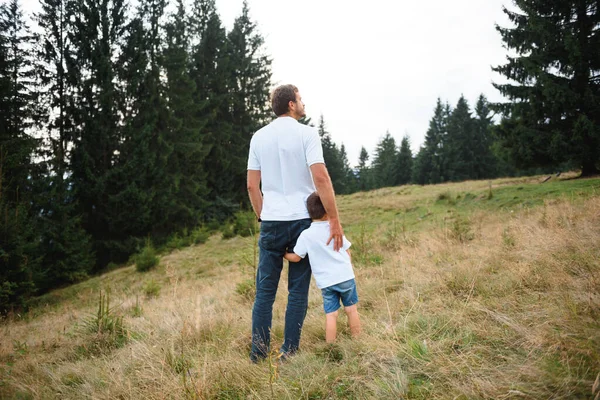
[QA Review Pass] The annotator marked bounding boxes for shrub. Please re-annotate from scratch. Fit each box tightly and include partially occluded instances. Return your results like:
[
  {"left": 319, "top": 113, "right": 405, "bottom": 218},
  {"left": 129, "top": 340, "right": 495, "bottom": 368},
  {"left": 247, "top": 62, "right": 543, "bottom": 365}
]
[
  {"left": 232, "top": 211, "right": 259, "bottom": 237},
  {"left": 165, "top": 233, "right": 187, "bottom": 251},
  {"left": 437, "top": 191, "right": 452, "bottom": 201},
  {"left": 79, "top": 291, "right": 128, "bottom": 356},
  {"left": 82, "top": 290, "right": 125, "bottom": 337},
  {"left": 135, "top": 244, "right": 159, "bottom": 272},
  {"left": 221, "top": 224, "right": 236, "bottom": 240},
  {"left": 190, "top": 226, "right": 210, "bottom": 244}
]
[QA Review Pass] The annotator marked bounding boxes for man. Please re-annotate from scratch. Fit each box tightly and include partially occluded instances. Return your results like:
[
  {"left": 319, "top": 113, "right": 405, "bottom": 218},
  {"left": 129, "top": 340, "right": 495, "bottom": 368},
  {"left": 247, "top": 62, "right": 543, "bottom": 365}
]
[{"left": 247, "top": 84, "right": 343, "bottom": 362}]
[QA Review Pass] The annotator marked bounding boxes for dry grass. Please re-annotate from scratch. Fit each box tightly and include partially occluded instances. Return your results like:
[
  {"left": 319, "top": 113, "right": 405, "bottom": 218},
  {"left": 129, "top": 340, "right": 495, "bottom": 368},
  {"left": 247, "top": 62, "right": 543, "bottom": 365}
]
[{"left": 1, "top": 175, "right": 599, "bottom": 399}]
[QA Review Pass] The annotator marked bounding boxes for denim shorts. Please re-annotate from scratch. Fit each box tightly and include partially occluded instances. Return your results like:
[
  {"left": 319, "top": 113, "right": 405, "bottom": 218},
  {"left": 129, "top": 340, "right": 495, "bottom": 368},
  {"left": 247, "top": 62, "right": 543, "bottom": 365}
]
[{"left": 321, "top": 279, "right": 359, "bottom": 314}]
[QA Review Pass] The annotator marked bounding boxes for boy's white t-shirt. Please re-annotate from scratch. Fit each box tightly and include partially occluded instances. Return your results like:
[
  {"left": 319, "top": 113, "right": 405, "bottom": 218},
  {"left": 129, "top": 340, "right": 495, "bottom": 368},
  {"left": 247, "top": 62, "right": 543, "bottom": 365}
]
[
  {"left": 247, "top": 116, "right": 324, "bottom": 221},
  {"left": 292, "top": 221, "right": 354, "bottom": 289}
]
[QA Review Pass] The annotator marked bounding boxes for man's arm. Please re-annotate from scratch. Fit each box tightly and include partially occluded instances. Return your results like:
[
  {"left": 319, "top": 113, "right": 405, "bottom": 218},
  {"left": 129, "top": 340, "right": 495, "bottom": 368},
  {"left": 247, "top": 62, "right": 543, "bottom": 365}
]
[
  {"left": 310, "top": 163, "right": 343, "bottom": 251},
  {"left": 247, "top": 170, "right": 263, "bottom": 219}
]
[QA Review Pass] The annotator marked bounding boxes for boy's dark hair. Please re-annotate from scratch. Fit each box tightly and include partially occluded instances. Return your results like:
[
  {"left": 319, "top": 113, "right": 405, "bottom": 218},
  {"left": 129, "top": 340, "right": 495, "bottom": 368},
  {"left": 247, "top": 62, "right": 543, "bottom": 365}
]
[
  {"left": 306, "top": 192, "right": 326, "bottom": 220},
  {"left": 271, "top": 84, "right": 298, "bottom": 116}
]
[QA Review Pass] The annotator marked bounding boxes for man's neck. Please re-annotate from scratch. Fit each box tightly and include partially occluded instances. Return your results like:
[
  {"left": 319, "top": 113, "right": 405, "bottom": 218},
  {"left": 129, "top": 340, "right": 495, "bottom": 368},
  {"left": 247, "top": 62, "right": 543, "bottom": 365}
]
[{"left": 279, "top": 112, "right": 299, "bottom": 120}]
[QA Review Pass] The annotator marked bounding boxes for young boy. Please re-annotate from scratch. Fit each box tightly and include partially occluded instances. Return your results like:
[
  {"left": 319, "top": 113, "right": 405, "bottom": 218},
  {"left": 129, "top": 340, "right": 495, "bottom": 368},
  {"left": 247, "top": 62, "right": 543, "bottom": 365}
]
[{"left": 284, "top": 192, "right": 361, "bottom": 343}]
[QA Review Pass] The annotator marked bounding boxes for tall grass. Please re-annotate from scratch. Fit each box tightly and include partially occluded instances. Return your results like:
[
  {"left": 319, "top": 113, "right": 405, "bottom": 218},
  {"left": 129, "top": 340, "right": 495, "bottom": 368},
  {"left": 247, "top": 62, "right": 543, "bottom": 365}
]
[{"left": 0, "top": 174, "right": 598, "bottom": 399}]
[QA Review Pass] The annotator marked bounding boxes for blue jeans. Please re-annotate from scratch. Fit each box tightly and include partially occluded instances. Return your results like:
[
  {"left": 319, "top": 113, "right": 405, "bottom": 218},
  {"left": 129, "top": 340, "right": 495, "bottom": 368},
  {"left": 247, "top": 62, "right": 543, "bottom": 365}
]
[{"left": 251, "top": 219, "right": 312, "bottom": 361}]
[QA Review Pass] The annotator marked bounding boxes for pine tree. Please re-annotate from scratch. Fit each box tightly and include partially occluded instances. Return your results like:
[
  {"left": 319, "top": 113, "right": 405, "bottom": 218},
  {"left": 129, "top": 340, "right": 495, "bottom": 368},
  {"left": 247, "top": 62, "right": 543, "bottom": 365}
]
[
  {"left": 472, "top": 94, "right": 497, "bottom": 179},
  {"left": 189, "top": 0, "right": 234, "bottom": 220},
  {"left": 412, "top": 99, "right": 448, "bottom": 184},
  {"left": 69, "top": 0, "right": 127, "bottom": 267},
  {"left": 34, "top": 0, "right": 93, "bottom": 289},
  {"left": 0, "top": 0, "right": 40, "bottom": 311},
  {"left": 136, "top": 0, "right": 172, "bottom": 241},
  {"left": 318, "top": 114, "right": 345, "bottom": 193},
  {"left": 356, "top": 146, "right": 372, "bottom": 191},
  {"left": 162, "top": 0, "right": 210, "bottom": 232},
  {"left": 0, "top": 0, "right": 35, "bottom": 204},
  {"left": 227, "top": 0, "right": 272, "bottom": 205},
  {"left": 108, "top": 15, "right": 151, "bottom": 256},
  {"left": 493, "top": 0, "right": 600, "bottom": 176},
  {"left": 396, "top": 135, "right": 413, "bottom": 185},
  {"left": 339, "top": 144, "right": 356, "bottom": 194},
  {"left": 372, "top": 132, "right": 398, "bottom": 188},
  {"left": 109, "top": 0, "right": 174, "bottom": 255},
  {"left": 445, "top": 96, "right": 476, "bottom": 181}
]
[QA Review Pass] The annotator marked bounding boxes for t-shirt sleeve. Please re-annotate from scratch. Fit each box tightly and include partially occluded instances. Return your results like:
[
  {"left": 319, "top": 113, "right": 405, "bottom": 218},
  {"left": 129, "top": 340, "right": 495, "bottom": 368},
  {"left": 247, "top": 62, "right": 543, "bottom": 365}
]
[
  {"left": 292, "top": 232, "right": 308, "bottom": 258},
  {"left": 247, "top": 138, "right": 260, "bottom": 170},
  {"left": 304, "top": 128, "right": 324, "bottom": 166},
  {"left": 342, "top": 235, "right": 351, "bottom": 251}
]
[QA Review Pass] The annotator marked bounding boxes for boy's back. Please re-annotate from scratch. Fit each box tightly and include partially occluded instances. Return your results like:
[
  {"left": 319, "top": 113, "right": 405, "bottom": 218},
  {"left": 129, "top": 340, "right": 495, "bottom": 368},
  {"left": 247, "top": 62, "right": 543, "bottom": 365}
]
[{"left": 293, "top": 221, "right": 354, "bottom": 289}]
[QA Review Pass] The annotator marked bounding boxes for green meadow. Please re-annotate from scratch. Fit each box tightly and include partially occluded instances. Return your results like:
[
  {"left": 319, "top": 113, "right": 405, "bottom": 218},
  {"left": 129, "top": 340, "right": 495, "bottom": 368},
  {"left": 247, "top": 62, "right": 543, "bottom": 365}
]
[{"left": 1, "top": 173, "right": 599, "bottom": 399}]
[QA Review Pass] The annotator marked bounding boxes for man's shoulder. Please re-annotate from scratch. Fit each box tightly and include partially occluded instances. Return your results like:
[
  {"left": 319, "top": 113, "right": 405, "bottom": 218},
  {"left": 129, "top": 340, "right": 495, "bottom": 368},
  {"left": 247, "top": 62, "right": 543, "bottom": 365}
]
[
  {"left": 299, "top": 123, "right": 318, "bottom": 136},
  {"left": 251, "top": 118, "right": 318, "bottom": 145}
]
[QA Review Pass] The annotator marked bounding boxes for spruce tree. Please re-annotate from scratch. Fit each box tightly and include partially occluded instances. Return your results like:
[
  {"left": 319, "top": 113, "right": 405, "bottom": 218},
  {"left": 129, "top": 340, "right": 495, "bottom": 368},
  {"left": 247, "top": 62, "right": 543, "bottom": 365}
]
[
  {"left": 227, "top": 1, "right": 272, "bottom": 205},
  {"left": 162, "top": 0, "right": 210, "bottom": 232},
  {"left": 396, "top": 135, "right": 413, "bottom": 185},
  {"left": 69, "top": 0, "right": 127, "bottom": 267},
  {"left": 339, "top": 143, "right": 356, "bottom": 194},
  {"left": 412, "top": 99, "right": 448, "bottom": 184},
  {"left": 318, "top": 114, "right": 345, "bottom": 193},
  {"left": 493, "top": 0, "right": 600, "bottom": 176},
  {"left": 34, "top": 0, "right": 93, "bottom": 288},
  {"left": 136, "top": 0, "right": 172, "bottom": 241},
  {"left": 356, "top": 146, "right": 372, "bottom": 191},
  {"left": 189, "top": 0, "right": 234, "bottom": 220},
  {"left": 472, "top": 94, "right": 497, "bottom": 179},
  {"left": 372, "top": 132, "right": 398, "bottom": 188},
  {"left": 0, "top": 0, "right": 40, "bottom": 311},
  {"left": 109, "top": 1, "right": 173, "bottom": 255},
  {"left": 445, "top": 96, "right": 476, "bottom": 181}
]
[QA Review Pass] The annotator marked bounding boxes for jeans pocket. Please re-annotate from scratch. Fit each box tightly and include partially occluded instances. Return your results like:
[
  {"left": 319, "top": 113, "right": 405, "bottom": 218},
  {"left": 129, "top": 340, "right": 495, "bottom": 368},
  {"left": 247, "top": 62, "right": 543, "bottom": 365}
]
[{"left": 259, "top": 222, "right": 277, "bottom": 250}]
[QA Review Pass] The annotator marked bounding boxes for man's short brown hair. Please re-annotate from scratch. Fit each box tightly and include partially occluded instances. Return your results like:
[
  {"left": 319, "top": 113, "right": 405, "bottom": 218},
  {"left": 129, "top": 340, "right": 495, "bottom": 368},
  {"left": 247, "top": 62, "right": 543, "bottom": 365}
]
[
  {"left": 271, "top": 84, "right": 298, "bottom": 116},
  {"left": 306, "top": 192, "right": 326, "bottom": 220}
]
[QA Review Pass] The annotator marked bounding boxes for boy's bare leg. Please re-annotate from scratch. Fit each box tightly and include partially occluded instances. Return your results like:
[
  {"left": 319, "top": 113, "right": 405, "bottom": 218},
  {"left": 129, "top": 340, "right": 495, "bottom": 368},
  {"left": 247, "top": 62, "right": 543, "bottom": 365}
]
[
  {"left": 325, "top": 310, "right": 338, "bottom": 343},
  {"left": 345, "top": 305, "right": 361, "bottom": 338}
]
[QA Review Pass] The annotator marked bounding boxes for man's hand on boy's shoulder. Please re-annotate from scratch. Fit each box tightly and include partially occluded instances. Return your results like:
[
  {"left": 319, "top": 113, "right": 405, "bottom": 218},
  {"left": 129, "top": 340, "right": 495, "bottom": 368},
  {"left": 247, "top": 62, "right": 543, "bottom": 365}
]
[{"left": 327, "top": 217, "right": 344, "bottom": 252}]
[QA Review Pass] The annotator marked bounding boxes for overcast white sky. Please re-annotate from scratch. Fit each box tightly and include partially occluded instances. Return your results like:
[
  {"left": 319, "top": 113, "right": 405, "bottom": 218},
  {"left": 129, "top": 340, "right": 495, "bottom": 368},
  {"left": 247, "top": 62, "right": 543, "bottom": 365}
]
[
  {"left": 218, "top": 0, "right": 512, "bottom": 165},
  {"left": 20, "top": 0, "right": 513, "bottom": 165}
]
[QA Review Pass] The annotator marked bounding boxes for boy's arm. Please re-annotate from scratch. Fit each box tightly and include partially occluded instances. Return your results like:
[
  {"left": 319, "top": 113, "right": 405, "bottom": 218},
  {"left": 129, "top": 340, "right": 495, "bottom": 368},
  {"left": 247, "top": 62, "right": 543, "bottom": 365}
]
[{"left": 284, "top": 252, "right": 302, "bottom": 263}]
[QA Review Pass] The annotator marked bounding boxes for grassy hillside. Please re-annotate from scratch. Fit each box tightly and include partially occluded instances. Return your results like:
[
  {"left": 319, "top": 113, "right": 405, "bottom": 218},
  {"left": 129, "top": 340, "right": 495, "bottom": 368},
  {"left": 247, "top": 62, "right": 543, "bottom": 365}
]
[{"left": 1, "top": 173, "right": 599, "bottom": 399}]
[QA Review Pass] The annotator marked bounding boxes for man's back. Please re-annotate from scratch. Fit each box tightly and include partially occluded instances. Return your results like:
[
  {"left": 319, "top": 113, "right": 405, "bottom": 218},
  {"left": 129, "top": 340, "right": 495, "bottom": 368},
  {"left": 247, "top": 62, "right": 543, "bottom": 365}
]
[{"left": 248, "top": 116, "right": 323, "bottom": 221}]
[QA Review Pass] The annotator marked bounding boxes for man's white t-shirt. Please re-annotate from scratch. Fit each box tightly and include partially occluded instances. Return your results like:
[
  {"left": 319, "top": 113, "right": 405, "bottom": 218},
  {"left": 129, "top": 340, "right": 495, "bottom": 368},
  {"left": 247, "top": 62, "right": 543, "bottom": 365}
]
[
  {"left": 292, "top": 221, "right": 354, "bottom": 289},
  {"left": 247, "top": 116, "right": 324, "bottom": 221}
]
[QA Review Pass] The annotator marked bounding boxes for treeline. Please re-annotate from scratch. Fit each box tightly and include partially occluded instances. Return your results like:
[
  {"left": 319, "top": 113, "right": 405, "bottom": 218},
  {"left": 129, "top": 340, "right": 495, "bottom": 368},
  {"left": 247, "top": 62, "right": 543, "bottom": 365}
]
[
  {"left": 0, "top": 0, "right": 270, "bottom": 312},
  {"left": 315, "top": 0, "right": 599, "bottom": 194},
  {"left": 315, "top": 94, "right": 559, "bottom": 195}
]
